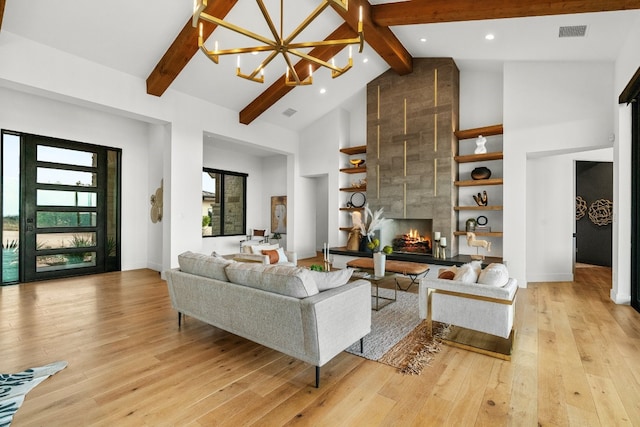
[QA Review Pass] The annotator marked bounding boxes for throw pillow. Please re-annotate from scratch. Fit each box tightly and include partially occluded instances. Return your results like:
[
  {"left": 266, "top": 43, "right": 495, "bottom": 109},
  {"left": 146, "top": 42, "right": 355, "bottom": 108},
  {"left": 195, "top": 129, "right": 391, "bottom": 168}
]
[
  {"left": 262, "top": 249, "right": 279, "bottom": 264},
  {"left": 178, "top": 251, "right": 233, "bottom": 282},
  {"left": 225, "top": 263, "right": 319, "bottom": 298},
  {"left": 453, "top": 260, "right": 482, "bottom": 283},
  {"left": 478, "top": 263, "right": 509, "bottom": 287},
  {"left": 276, "top": 247, "right": 289, "bottom": 264},
  {"left": 438, "top": 269, "right": 456, "bottom": 280},
  {"left": 309, "top": 268, "right": 354, "bottom": 291}
]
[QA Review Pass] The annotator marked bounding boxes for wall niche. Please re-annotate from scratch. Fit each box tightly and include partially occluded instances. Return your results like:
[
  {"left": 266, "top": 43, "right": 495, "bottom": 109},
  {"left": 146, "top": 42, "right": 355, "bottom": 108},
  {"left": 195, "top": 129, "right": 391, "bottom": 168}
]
[{"left": 366, "top": 58, "right": 460, "bottom": 255}]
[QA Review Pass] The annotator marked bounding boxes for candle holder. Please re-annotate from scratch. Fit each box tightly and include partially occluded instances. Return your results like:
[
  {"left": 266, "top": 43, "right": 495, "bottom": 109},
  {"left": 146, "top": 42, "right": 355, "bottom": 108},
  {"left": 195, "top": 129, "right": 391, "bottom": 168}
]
[{"left": 439, "top": 241, "right": 447, "bottom": 259}]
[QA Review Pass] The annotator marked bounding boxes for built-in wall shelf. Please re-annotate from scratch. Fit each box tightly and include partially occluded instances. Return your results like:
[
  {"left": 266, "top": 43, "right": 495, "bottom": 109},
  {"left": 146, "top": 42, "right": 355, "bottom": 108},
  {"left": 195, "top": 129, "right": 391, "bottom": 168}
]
[
  {"left": 340, "top": 207, "right": 364, "bottom": 212},
  {"left": 454, "top": 124, "right": 503, "bottom": 140},
  {"left": 455, "top": 178, "right": 503, "bottom": 187},
  {"left": 340, "top": 167, "right": 367, "bottom": 174},
  {"left": 454, "top": 231, "right": 503, "bottom": 237},
  {"left": 340, "top": 186, "right": 367, "bottom": 192},
  {"left": 454, "top": 152, "right": 503, "bottom": 163},
  {"left": 454, "top": 205, "right": 503, "bottom": 211},
  {"left": 339, "top": 145, "right": 367, "bottom": 155}
]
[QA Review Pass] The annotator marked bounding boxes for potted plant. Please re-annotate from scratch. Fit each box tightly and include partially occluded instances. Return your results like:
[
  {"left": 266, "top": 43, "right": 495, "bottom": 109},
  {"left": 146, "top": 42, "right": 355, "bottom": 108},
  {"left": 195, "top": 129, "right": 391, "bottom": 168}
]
[{"left": 358, "top": 204, "right": 391, "bottom": 276}]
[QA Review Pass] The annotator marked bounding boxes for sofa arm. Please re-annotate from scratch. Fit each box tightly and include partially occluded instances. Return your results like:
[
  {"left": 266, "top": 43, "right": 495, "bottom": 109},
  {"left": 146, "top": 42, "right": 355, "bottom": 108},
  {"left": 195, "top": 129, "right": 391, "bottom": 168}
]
[
  {"left": 285, "top": 251, "right": 297, "bottom": 265},
  {"left": 300, "top": 279, "right": 371, "bottom": 366},
  {"left": 231, "top": 253, "right": 269, "bottom": 264}
]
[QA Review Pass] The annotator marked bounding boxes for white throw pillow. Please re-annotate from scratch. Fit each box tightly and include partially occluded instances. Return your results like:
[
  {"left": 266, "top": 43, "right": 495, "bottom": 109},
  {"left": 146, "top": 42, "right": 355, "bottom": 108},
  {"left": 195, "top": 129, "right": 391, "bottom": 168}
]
[
  {"left": 477, "top": 263, "right": 509, "bottom": 287},
  {"left": 453, "top": 260, "right": 482, "bottom": 283},
  {"left": 309, "top": 268, "right": 354, "bottom": 291},
  {"left": 276, "top": 247, "right": 289, "bottom": 263}
]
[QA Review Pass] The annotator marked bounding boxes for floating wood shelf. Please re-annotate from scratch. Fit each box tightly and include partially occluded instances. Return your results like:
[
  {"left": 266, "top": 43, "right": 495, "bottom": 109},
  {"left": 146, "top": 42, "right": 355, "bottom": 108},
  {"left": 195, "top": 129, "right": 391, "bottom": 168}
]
[
  {"left": 340, "top": 186, "right": 367, "bottom": 192},
  {"left": 339, "top": 227, "right": 356, "bottom": 232},
  {"left": 454, "top": 152, "right": 503, "bottom": 163},
  {"left": 455, "top": 124, "right": 503, "bottom": 140},
  {"left": 454, "top": 231, "right": 503, "bottom": 237},
  {"left": 454, "top": 205, "right": 503, "bottom": 211},
  {"left": 340, "top": 167, "right": 367, "bottom": 174},
  {"left": 455, "top": 178, "right": 503, "bottom": 187},
  {"left": 339, "top": 145, "right": 367, "bottom": 155},
  {"left": 340, "top": 207, "right": 364, "bottom": 212}
]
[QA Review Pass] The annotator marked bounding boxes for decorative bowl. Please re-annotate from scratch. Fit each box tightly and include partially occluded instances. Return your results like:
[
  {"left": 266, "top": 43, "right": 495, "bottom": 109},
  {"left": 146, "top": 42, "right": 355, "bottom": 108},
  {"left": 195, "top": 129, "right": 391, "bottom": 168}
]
[
  {"left": 349, "top": 158, "right": 365, "bottom": 167},
  {"left": 471, "top": 166, "right": 491, "bottom": 180}
]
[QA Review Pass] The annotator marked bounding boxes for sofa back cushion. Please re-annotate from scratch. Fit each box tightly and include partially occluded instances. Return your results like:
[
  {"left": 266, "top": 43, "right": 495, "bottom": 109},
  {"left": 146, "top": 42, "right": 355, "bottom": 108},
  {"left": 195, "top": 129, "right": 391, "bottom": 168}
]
[
  {"left": 226, "top": 263, "right": 319, "bottom": 298},
  {"left": 178, "top": 251, "right": 234, "bottom": 282}
]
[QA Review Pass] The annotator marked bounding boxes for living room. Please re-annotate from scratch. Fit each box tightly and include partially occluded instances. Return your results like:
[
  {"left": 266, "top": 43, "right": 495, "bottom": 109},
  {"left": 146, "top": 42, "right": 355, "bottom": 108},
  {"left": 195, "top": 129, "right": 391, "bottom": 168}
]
[{"left": 2, "top": 1, "right": 640, "bottom": 424}]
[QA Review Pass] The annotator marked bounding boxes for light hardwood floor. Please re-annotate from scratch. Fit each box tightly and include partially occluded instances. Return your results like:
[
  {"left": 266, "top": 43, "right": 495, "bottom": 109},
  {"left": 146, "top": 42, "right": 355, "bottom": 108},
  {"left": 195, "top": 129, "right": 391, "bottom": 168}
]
[{"left": 2, "top": 260, "right": 639, "bottom": 426}]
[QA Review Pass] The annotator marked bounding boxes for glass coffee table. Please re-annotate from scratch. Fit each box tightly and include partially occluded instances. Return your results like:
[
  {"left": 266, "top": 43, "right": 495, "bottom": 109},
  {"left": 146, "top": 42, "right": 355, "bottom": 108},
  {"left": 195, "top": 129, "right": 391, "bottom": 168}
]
[{"left": 349, "top": 269, "right": 397, "bottom": 311}]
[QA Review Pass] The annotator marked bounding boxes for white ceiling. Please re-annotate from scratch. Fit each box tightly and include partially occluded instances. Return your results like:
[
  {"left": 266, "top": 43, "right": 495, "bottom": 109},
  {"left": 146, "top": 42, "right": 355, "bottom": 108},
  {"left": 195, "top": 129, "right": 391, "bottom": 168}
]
[{"left": 3, "top": 1, "right": 640, "bottom": 132}]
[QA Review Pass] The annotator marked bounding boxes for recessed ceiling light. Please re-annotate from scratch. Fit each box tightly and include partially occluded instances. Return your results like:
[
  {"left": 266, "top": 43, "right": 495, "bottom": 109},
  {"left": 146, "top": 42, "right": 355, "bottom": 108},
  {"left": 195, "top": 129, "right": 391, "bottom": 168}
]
[
  {"left": 363, "top": 57, "right": 369, "bottom": 63},
  {"left": 420, "top": 38, "right": 427, "bottom": 42},
  {"left": 485, "top": 33, "right": 495, "bottom": 40},
  {"left": 320, "top": 88, "right": 327, "bottom": 94}
]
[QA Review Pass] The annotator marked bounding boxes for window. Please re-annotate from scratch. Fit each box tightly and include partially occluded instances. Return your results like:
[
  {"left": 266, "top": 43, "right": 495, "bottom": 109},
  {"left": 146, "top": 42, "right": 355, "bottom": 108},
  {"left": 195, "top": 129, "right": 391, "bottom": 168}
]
[{"left": 202, "top": 168, "right": 247, "bottom": 237}]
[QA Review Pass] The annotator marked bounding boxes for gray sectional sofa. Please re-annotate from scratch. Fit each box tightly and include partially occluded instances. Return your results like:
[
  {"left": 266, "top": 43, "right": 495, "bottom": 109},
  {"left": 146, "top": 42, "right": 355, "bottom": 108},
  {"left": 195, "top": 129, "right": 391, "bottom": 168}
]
[{"left": 165, "top": 251, "right": 371, "bottom": 387}]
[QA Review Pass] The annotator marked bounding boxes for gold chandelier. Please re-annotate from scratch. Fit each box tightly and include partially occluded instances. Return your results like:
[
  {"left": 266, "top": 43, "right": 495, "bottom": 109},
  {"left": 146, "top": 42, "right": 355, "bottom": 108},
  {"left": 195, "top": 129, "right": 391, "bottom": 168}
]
[{"left": 192, "top": 0, "right": 364, "bottom": 86}]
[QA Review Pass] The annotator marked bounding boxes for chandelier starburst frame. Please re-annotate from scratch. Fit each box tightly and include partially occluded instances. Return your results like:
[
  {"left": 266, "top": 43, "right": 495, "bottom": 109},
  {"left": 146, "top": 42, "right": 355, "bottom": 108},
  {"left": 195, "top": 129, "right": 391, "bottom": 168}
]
[{"left": 193, "top": 0, "right": 364, "bottom": 86}]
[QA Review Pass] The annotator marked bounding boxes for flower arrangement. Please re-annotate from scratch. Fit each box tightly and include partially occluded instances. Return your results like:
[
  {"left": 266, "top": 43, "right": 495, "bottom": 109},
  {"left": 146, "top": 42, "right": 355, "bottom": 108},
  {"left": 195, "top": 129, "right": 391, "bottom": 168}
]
[{"left": 358, "top": 204, "right": 391, "bottom": 252}]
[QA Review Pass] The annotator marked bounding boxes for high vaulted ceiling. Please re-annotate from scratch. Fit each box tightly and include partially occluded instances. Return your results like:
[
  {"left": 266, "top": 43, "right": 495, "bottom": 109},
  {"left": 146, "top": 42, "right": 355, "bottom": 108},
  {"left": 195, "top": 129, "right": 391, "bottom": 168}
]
[{"left": 2, "top": 1, "right": 640, "bottom": 131}]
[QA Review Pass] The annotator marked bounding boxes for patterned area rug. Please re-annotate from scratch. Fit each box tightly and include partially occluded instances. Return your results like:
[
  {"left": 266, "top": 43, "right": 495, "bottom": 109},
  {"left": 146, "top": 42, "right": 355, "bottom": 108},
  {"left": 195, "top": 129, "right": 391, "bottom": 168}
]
[
  {"left": 346, "top": 290, "right": 449, "bottom": 375},
  {"left": 0, "top": 361, "right": 67, "bottom": 427}
]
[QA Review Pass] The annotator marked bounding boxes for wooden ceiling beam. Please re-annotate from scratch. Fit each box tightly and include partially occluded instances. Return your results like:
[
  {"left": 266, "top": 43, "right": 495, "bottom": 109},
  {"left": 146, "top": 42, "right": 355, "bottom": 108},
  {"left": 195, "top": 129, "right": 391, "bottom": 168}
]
[
  {"left": 0, "top": 0, "right": 6, "bottom": 31},
  {"left": 146, "top": 0, "right": 237, "bottom": 97},
  {"left": 331, "top": 0, "right": 412, "bottom": 75},
  {"left": 239, "top": 23, "right": 356, "bottom": 125},
  {"left": 372, "top": 0, "right": 640, "bottom": 26}
]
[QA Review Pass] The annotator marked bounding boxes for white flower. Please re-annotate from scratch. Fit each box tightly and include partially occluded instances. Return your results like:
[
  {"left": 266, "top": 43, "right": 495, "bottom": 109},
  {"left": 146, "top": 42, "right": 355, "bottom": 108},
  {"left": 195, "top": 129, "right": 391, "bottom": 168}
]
[{"left": 358, "top": 204, "right": 390, "bottom": 242}]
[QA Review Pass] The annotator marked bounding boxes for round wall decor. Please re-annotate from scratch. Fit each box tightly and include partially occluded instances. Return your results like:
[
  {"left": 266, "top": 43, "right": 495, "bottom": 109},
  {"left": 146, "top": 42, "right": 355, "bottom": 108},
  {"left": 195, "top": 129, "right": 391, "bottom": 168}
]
[
  {"left": 476, "top": 215, "right": 488, "bottom": 226},
  {"left": 588, "top": 199, "right": 613, "bottom": 226},
  {"left": 349, "top": 192, "right": 366, "bottom": 208},
  {"left": 576, "top": 196, "right": 587, "bottom": 220}
]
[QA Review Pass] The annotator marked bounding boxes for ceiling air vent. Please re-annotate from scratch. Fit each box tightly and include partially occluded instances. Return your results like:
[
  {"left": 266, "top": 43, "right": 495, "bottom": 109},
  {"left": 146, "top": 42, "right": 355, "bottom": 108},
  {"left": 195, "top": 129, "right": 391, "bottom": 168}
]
[
  {"left": 559, "top": 25, "right": 587, "bottom": 38},
  {"left": 282, "top": 108, "right": 297, "bottom": 117}
]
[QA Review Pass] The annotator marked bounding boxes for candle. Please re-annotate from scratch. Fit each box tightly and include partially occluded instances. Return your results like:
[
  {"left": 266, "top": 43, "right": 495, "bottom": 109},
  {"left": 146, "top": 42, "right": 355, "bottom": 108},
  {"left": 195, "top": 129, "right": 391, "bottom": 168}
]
[
  {"left": 440, "top": 237, "right": 447, "bottom": 247},
  {"left": 434, "top": 231, "right": 441, "bottom": 241},
  {"left": 359, "top": 5, "right": 363, "bottom": 22}
]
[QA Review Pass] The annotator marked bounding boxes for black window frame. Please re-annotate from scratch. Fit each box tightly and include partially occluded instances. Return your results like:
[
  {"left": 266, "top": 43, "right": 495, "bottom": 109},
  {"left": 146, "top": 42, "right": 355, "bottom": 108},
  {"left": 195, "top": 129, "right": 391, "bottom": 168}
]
[{"left": 202, "top": 167, "right": 247, "bottom": 238}]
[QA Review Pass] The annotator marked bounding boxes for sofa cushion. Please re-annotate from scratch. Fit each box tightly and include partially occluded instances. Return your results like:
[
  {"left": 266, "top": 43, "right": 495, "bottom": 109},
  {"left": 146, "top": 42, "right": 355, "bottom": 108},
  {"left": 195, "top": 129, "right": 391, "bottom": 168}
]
[
  {"left": 178, "top": 251, "right": 234, "bottom": 282},
  {"left": 309, "top": 268, "right": 354, "bottom": 292},
  {"left": 478, "top": 263, "right": 509, "bottom": 287},
  {"left": 225, "top": 262, "right": 319, "bottom": 298}
]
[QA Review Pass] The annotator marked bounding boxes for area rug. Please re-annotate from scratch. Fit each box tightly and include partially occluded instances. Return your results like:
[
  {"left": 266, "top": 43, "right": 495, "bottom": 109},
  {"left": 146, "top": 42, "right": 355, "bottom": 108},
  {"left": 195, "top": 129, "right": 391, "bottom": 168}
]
[
  {"left": 0, "top": 361, "right": 67, "bottom": 427},
  {"left": 346, "top": 290, "right": 449, "bottom": 375}
]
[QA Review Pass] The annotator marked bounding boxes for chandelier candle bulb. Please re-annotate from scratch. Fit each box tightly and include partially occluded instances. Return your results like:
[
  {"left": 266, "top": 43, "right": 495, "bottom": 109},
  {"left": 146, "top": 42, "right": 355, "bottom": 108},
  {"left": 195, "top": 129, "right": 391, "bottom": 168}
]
[{"left": 359, "top": 6, "right": 363, "bottom": 22}]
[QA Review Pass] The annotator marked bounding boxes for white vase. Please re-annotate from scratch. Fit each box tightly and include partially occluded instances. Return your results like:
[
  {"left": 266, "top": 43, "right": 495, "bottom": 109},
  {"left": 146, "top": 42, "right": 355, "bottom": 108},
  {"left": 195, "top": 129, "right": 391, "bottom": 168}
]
[{"left": 373, "top": 252, "right": 386, "bottom": 277}]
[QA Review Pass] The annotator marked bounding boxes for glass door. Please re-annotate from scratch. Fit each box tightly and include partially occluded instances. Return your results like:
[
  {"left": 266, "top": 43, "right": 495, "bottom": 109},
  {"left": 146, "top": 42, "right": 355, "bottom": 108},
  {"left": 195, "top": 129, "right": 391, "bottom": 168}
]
[{"left": 21, "top": 136, "right": 106, "bottom": 281}]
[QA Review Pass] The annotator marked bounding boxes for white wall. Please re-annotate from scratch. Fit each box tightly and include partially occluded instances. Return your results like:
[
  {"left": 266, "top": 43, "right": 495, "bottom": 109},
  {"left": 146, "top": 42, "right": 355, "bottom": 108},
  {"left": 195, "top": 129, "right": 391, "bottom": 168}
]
[
  {"left": 0, "top": 31, "right": 300, "bottom": 273},
  {"left": 526, "top": 148, "right": 613, "bottom": 283},
  {"left": 299, "top": 108, "right": 351, "bottom": 252},
  {"left": 612, "top": 14, "right": 640, "bottom": 304},
  {"left": 504, "top": 61, "right": 615, "bottom": 287},
  {"left": 0, "top": 86, "right": 151, "bottom": 271}
]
